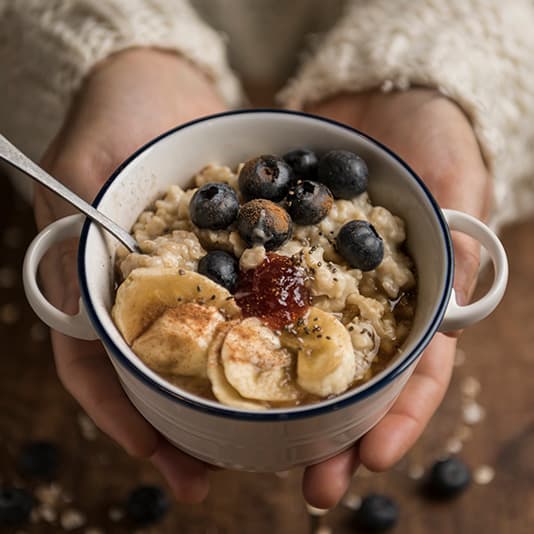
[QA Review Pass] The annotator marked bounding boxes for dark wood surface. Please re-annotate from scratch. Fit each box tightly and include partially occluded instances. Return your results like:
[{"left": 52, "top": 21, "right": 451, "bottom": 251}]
[{"left": 0, "top": 177, "right": 532, "bottom": 534}]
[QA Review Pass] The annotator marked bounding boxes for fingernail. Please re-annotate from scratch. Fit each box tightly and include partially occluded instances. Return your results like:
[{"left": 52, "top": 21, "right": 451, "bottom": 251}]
[{"left": 305, "top": 501, "right": 330, "bottom": 516}]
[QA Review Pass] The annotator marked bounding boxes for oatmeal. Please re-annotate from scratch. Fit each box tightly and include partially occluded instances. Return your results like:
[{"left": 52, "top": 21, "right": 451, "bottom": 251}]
[{"left": 112, "top": 149, "right": 416, "bottom": 410}]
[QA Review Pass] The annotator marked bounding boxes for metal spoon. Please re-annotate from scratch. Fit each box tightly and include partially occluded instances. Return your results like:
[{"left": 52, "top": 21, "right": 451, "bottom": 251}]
[{"left": 0, "top": 133, "right": 139, "bottom": 252}]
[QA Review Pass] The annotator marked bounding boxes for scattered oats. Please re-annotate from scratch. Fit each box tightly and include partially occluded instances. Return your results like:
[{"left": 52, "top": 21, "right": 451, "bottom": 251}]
[
  {"left": 474, "top": 465, "right": 495, "bottom": 485},
  {"left": 0, "top": 266, "right": 17, "bottom": 288},
  {"left": 275, "top": 470, "right": 289, "bottom": 479},
  {"left": 85, "top": 528, "right": 105, "bottom": 534},
  {"left": 30, "top": 322, "right": 49, "bottom": 342},
  {"left": 306, "top": 503, "right": 329, "bottom": 516},
  {"left": 462, "top": 401, "right": 486, "bottom": 425},
  {"left": 445, "top": 437, "right": 463, "bottom": 454},
  {"left": 35, "top": 483, "right": 62, "bottom": 506},
  {"left": 108, "top": 507, "right": 124, "bottom": 522},
  {"left": 315, "top": 527, "right": 332, "bottom": 534},
  {"left": 60, "top": 509, "right": 86, "bottom": 530},
  {"left": 408, "top": 464, "right": 425, "bottom": 480},
  {"left": 62, "top": 491, "right": 73, "bottom": 504},
  {"left": 3, "top": 226, "right": 24, "bottom": 248},
  {"left": 461, "top": 376, "right": 481, "bottom": 398},
  {"left": 341, "top": 492, "right": 362, "bottom": 510},
  {"left": 78, "top": 412, "right": 98, "bottom": 440},
  {"left": 39, "top": 504, "right": 57, "bottom": 523},
  {"left": 454, "top": 348, "right": 466, "bottom": 367},
  {"left": 0, "top": 303, "right": 20, "bottom": 324}
]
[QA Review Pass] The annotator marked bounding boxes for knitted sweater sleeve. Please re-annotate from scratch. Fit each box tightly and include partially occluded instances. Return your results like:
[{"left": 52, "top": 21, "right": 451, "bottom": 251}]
[
  {"left": 279, "top": 0, "right": 534, "bottom": 229},
  {"left": 0, "top": 0, "right": 241, "bottom": 163}
]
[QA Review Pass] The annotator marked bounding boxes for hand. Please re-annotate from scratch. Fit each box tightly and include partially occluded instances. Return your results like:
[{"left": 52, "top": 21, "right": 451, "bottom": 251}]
[
  {"left": 36, "top": 48, "right": 227, "bottom": 503},
  {"left": 301, "top": 89, "right": 492, "bottom": 507}
]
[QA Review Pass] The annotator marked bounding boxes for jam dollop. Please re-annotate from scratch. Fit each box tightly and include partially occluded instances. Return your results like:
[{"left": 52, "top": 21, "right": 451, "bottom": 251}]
[{"left": 234, "top": 253, "right": 311, "bottom": 329}]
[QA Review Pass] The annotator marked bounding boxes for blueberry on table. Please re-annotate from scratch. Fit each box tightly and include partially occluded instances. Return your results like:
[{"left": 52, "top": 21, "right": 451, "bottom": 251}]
[
  {"left": 17, "top": 440, "right": 59, "bottom": 479},
  {"left": 425, "top": 457, "right": 471, "bottom": 499},
  {"left": 198, "top": 250, "right": 239, "bottom": 292},
  {"left": 189, "top": 182, "right": 239, "bottom": 230},
  {"left": 126, "top": 485, "right": 169, "bottom": 525},
  {"left": 283, "top": 148, "right": 319, "bottom": 179},
  {"left": 238, "top": 155, "right": 294, "bottom": 201},
  {"left": 336, "top": 220, "right": 384, "bottom": 271},
  {"left": 0, "top": 487, "right": 34, "bottom": 526},
  {"left": 317, "top": 149, "right": 368, "bottom": 199},
  {"left": 354, "top": 494, "right": 399, "bottom": 532},
  {"left": 237, "top": 199, "right": 292, "bottom": 250},
  {"left": 287, "top": 180, "right": 333, "bottom": 225}
]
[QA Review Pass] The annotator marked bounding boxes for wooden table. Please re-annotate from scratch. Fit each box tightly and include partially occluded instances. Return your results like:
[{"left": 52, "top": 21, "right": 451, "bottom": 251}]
[{"left": 0, "top": 178, "right": 532, "bottom": 534}]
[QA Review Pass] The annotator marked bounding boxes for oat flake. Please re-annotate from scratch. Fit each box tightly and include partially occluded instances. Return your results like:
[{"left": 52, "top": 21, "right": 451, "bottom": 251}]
[
  {"left": 445, "top": 437, "right": 463, "bottom": 454},
  {"left": 474, "top": 465, "right": 495, "bottom": 485},
  {"left": 342, "top": 492, "right": 362, "bottom": 510},
  {"left": 315, "top": 527, "right": 332, "bottom": 534},
  {"left": 408, "top": 464, "right": 425, "bottom": 480},
  {"left": 462, "top": 401, "right": 486, "bottom": 425},
  {"left": 108, "top": 507, "right": 124, "bottom": 522},
  {"left": 60, "top": 509, "right": 86, "bottom": 530},
  {"left": 461, "top": 376, "right": 481, "bottom": 398},
  {"left": 39, "top": 504, "right": 57, "bottom": 523},
  {"left": 454, "top": 348, "right": 466, "bottom": 366},
  {"left": 78, "top": 413, "right": 98, "bottom": 440}
]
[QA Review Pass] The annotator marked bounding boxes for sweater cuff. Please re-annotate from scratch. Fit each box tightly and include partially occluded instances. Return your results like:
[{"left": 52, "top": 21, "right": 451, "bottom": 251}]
[{"left": 278, "top": 0, "right": 534, "bottom": 229}]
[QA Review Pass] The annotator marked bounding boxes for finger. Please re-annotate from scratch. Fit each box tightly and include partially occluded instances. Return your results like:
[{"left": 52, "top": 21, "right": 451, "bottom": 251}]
[
  {"left": 302, "top": 445, "right": 360, "bottom": 509},
  {"left": 51, "top": 334, "right": 161, "bottom": 458},
  {"left": 150, "top": 439, "right": 210, "bottom": 503},
  {"left": 358, "top": 333, "right": 456, "bottom": 471},
  {"left": 451, "top": 231, "right": 482, "bottom": 307}
]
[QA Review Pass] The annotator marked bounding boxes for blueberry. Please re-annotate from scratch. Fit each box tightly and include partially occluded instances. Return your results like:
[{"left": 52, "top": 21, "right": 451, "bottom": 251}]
[
  {"left": 354, "top": 494, "right": 399, "bottom": 532},
  {"left": 336, "top": 220, "right": 384, "bottom": 271},
  {"left": 17, "top": 441, "right": 60, "bottom": 479},
  {"left": 198, "top": 250, "right": 239, "bottom": 292},
  {"left": 0, "top": 487, "right": 34, "bottom": 526},
  {"left": 126, "top": 485, "right": 169, "bottom": 525},
  {"left": 237, "top": 199, "right": 292, "bottom": 250},
  {"left": 190, "top": 182, "right": 239, "bottom": 230},
  {"left": 287, "top": 180, "right": 333, "bottom": 225},
  {"left": 238, "top": 155, "right": 294, "bottom": 201},
  {"left": 424, "top": 457, "right": 471, "bottom": 499},
  {"left": 317, "top": 150, "right": 368, "bottom": 199},
  {"left": 283, "top": 148, "right": 319, "bottom": 179}
]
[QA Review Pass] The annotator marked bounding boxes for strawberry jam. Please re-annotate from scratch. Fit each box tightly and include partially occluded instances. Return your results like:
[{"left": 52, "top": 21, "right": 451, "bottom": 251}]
[{"left": 234, "top": 253, "right": 311, "bottom": 329}]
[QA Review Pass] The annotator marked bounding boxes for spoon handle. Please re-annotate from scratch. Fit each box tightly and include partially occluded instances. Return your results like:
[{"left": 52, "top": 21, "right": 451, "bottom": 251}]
[{"left": 0, "top": 134, "right": 138, "bottom": 252}]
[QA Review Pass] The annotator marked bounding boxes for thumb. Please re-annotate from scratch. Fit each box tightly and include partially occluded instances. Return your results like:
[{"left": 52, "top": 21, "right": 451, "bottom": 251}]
[{"left": 447, "top": 230, "right": 482, "bottom": 336}]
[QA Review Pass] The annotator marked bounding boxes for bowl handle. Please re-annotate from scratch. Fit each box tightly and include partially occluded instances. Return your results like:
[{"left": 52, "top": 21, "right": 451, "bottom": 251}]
[
  {"left": 439, "top": 209, "right": 508, "bottom": 332},
  {"left": 23, "top": 214, "right": 98, "bottom": 340}
]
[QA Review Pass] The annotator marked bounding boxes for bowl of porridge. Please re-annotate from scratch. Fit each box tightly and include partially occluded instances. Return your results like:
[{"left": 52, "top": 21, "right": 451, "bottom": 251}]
[{"left": 23, "top": 110, "right": 508, "bottom": 471}]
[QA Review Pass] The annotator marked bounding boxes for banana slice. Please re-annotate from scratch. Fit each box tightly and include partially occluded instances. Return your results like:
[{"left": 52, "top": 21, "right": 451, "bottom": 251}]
[
  {"left": 207, "top": 321, "right": 269, "bottom": 410},
  {"left": 131, "top": 303, "right": 225, "bottom": 378},
  {"left": 112, "top": 266, "right": 240, "bottom": 344},
  {"left": 220, "top": 318, "right": 301, "bottom": 402},
  {"left": 282, "top": 307, "right": 356, "bottom": 397}
]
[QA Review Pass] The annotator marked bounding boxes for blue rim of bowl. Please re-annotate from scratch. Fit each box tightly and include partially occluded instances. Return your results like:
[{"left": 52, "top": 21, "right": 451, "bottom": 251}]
[{"left": 78, "top": 109, "right": 453, "bottom": 421}]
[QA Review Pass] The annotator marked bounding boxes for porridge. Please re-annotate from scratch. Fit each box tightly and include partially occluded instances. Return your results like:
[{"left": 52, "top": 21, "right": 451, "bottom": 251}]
[{"left": 112, "top": 149, "right": 417, "bottom": 409}]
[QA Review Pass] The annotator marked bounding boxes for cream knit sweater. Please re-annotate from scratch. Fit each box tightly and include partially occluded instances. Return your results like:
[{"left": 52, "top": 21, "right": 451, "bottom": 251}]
[{"left": 1, "top": 0, "right": 533, "bottom": 229}]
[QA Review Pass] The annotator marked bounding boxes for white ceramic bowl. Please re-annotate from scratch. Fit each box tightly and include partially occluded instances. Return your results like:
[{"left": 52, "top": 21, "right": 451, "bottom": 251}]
[{"left": 23, "top": 111, "right": 508, "bottom": 471}]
